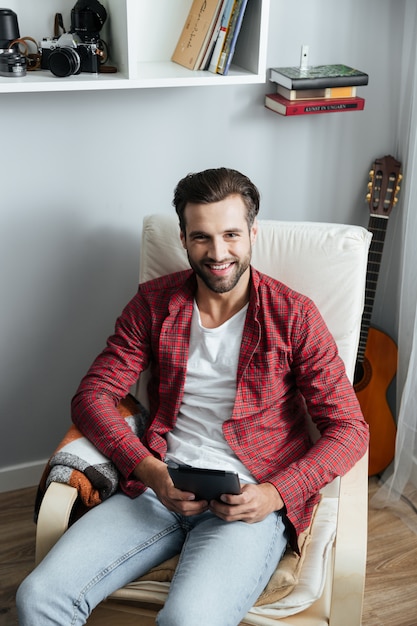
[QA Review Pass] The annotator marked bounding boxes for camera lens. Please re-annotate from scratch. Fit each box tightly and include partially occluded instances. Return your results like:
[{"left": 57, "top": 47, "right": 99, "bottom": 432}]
[
  {"left": 0, "top": 9, "right": 20, "bottom": 48},
  {"left": 48, "top": 47, "right": 81, "bottom": 77}
]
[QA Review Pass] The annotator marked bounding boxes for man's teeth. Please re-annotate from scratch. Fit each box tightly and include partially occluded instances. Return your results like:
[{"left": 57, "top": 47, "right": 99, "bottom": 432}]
[{"left": 210, "top": 263, "right": 231, "bottom": 270}]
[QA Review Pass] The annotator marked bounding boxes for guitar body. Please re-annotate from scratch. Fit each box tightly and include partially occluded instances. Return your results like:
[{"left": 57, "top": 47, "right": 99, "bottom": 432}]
[{"left": 354, "top": 327, "right": 397, "bottom": 476}]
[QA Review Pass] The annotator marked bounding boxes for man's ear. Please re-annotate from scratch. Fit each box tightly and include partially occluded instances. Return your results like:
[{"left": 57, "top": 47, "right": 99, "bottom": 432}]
[{"left": 180, "top": 229, "right": 187, "bottom": 249}]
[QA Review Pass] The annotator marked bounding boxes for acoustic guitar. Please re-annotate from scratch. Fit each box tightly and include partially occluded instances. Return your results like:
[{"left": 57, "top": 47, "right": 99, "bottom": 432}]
[{"left": 354, "top": 155, "right": 402, "bottom": 476}]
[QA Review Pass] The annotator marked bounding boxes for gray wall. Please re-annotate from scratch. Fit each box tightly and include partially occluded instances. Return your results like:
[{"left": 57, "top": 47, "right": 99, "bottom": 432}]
[{"left": 0, "top": 0, "right": 405, "bottom": 486}]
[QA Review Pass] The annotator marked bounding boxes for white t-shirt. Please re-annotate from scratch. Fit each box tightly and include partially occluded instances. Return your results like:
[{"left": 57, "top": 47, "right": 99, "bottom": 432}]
[{"left": 166, "top": 300, "right": 257, "bottom": 484}]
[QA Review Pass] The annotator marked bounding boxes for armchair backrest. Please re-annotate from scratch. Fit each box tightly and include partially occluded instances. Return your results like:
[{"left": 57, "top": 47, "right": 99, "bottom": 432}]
[{"left": 139, "top": 215, "right": 371, "bottom": 382}]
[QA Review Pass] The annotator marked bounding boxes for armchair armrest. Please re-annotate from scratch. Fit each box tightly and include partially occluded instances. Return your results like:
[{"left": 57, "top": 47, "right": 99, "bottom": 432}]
[
  {"left": 329, "top": 451, "right": 368, "bottom": 626},
  {"left": 35, "top": 482, "right": 78, "bottom": 565}
]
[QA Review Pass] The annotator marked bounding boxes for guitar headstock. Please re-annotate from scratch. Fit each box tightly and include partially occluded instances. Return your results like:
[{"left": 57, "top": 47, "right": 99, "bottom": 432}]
[{"left": 366, "top": 155, "right": 402, "bottom": 217}]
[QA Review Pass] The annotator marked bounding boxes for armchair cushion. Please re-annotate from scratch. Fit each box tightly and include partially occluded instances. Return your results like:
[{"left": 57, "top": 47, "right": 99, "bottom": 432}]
[{"left": 254, "top": 502, "right": 318, "bottom": 605}]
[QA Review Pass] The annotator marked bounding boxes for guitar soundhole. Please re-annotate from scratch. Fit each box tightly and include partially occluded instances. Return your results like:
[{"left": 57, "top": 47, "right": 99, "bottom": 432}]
[{"left": 354, "top": 358, "right": 372, "bottom": 391}]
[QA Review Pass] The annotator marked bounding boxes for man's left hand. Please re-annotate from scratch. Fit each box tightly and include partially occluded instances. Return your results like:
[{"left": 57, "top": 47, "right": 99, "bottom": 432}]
[{"left": 209, "top": 482, "right": 284, "bottom": 523}]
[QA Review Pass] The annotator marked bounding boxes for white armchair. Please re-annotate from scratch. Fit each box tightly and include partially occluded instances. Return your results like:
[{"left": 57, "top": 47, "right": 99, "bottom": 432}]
[{"left": 36, "top": 215, "right": 371, "bottom": 626}]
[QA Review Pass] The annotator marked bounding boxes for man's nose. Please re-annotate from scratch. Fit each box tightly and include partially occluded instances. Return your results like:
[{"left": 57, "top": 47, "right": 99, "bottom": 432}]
[{"left": 208, "top": 237, "right": 228, "bottom": 260}]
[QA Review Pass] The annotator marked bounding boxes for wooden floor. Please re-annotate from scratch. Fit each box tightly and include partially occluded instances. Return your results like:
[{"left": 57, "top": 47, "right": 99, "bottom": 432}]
[{"left": 1, "top": 479, "right": 417, "bottom": 626}]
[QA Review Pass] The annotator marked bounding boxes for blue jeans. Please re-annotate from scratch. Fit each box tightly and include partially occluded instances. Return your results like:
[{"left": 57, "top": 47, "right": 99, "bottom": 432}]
[{"left": 17, "top": 488, "right": 287, "bottom": 626}]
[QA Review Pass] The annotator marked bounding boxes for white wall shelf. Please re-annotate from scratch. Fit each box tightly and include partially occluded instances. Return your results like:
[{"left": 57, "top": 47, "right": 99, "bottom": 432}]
[{"left": 0, "top": 0, "right": 270, "bottom": 94}]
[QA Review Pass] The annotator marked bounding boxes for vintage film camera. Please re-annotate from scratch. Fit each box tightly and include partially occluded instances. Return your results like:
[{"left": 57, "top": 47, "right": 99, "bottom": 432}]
[
  {"left": 40, "top": 33, "right": 100, "bottom": 77},
  {"left": 41, "top": 0, "right": 107, "bottom": 77},
  {"left": 0, "top": 8, "right": 26, "bottom": 77}
]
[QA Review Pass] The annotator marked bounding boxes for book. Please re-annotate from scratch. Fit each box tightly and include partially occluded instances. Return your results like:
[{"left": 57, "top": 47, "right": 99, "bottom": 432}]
[
  {"left": 216, "top": 0, "right": 249, "bottom": 75},
  {"left": 269, "top": 64, "right": 369, "bottom": 90},
  {"left": 208, "top": 0, "right": 236, "bottom": 73},
  {"left": 171, "top": 0, "right": 225, "bottom": 70},
  {"left": 276, "top": 84, "right": 357, "bottom": 101},
  {"left": 265, "top": 92, "right": 365, "bottom": 116},
  {"left": 197, "top": 0, "right": 228, "bottom": 70}
]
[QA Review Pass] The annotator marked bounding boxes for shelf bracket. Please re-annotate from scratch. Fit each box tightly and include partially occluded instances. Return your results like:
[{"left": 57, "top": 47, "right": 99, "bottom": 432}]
[{"left": 300, "top": 44, "right": 309, "bottom": 69}]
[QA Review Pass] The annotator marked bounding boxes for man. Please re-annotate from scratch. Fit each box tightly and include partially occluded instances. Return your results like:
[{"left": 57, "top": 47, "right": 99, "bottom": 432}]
[{"left": 17, "top": 167, "right": 369, "bottom": 626}]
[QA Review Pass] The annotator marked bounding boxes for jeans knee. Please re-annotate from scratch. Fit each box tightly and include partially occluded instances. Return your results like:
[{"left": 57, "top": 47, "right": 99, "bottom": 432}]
[{"left": 16, "top": 572, "right": 47, "bottom": 621}]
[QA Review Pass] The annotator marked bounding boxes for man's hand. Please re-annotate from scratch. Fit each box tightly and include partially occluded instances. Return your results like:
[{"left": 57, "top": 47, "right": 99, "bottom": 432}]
[
  {"left": 133, "top": 456, "right": 209, "bottom": 516},
  {"left": 209, "top": 482, "right": 285, "bottom": 524}
]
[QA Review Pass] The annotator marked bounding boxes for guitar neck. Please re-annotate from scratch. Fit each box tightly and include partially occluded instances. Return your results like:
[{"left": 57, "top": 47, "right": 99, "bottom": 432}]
[
  {"left": 355, "top": 154, "right": 402, "bottom": 368},
  {"left": 356, "top": 214, "right": 389, "bottom": 363}
]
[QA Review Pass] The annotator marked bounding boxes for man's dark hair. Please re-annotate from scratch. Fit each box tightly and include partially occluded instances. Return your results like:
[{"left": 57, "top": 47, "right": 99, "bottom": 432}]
[{"left": 173, "top": 167, "right": 260, "bottom": 235}]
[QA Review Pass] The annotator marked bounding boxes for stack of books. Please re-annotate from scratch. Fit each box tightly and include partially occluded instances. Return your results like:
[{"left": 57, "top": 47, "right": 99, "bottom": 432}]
[
  {"left": 171, "top": 0, "right": 248, "bottom": 75},
  {"left": 265, "top": 64, "right": 369, "bottom": 117}
]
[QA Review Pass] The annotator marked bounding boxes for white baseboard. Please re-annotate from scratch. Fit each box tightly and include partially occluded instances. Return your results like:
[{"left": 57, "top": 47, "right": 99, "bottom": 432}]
[{"left": 0, "top": 460, "right": 47, "bottom": 493}]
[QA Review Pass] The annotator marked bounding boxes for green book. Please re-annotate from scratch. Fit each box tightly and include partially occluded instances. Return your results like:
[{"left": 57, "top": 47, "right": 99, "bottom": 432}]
[{"left": 270, "top": 64, "right": 369, "bottom": 90}]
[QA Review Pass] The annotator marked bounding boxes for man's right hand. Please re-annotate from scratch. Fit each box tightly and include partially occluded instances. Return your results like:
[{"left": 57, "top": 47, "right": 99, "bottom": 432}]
[{"left": 133, "top": 456, "right": 209, "bottom": 516}]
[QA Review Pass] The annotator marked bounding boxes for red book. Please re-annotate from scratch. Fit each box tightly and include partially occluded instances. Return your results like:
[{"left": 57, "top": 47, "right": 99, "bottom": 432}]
[{"left": 265, "top": 92, "right": 365, "bottom": 116}]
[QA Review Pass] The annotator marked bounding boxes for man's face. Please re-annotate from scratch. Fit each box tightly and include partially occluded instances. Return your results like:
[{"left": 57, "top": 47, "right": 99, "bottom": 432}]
[{"left": 180, "top": 194, "right": 257, "bottom": 294}]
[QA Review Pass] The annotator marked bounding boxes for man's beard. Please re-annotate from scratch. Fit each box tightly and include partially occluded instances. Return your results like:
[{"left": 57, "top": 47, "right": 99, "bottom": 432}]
[{"left": 187, "top": 252, "right": 251, "bottom": 294}]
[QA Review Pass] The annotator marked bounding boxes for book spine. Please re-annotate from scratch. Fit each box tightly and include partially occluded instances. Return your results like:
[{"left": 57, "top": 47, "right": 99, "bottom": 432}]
[
  {"left": 270, "top": 69, "right": 368, "bottom": 89},
  {"left": 218, "top": 0, "right": 248, "bottom": 75},
  {"left": 197, "top": 0, "right": 227, "bottom": 70},
  {"left": 217, "top": 0, "right": 248, "bottom": 75},
  {"left": 208, "top": 0, "right": 235, "bottom": 74},
  {"left": 299, "top": 100, "right": 364, "bottom": 114},
  {"left": 265, "top": 94, "right": 365, "bottom": 116},
  {"left": 277, "top": 85, "right": 357, "bottom": 100}
]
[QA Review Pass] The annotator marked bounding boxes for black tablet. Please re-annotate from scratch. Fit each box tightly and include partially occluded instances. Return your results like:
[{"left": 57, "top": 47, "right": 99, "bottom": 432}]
[{"left": 167, "top": 463, "right": 241, "bottom": 501}]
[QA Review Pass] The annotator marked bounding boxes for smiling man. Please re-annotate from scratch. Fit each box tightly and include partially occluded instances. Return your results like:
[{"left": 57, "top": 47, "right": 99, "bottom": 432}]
[{"left": 17, "top": 167, "right": 369, "bottom": 626}]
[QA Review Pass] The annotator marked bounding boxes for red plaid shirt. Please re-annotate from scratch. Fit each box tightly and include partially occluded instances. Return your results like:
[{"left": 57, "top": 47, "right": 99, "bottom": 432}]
[{"left": 72, "top": 268, "right": 369, "bottom": 537}]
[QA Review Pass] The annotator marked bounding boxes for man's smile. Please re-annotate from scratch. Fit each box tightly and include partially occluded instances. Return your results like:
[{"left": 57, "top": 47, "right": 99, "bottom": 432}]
[{"left": 206, "top": 261, "right": 235, "bottom": 275}]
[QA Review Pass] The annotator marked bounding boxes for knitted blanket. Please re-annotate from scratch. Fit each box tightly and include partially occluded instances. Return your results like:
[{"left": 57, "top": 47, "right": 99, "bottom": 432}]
[{"left": 35, "top": 395, "right": 149, "bottom": 517}]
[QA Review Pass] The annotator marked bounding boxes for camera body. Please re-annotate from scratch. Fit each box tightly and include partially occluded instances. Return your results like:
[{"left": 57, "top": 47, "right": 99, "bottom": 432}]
[
  {"left": 40, "top": 33, "right": 99, "bottom": 77},
  {"left": 0, "top": 48, "right": 26, "bottom": 77}
]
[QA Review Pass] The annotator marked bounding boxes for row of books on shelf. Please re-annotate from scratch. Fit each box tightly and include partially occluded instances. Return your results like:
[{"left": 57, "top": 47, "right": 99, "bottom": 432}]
[
  {"left": 265, "top": 63, "right": 369, "bottom": 117},
  {"left": 171, "top": 0, "right": 248, "bottom": 75}
]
